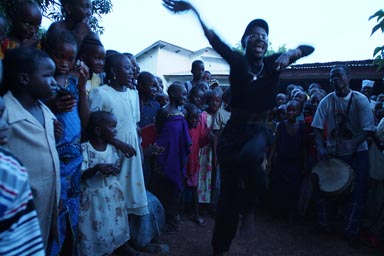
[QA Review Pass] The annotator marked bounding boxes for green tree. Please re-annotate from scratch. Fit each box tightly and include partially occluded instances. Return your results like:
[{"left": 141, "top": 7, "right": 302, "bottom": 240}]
[
  {"left": 369, "top": 9, "right": 384, "bottom": 70},
  {"left": 0, "top": 0, "right": 113, "bottom": 33}
]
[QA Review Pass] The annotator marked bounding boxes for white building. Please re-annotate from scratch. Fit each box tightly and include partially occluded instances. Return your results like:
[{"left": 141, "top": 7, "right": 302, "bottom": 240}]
[{"left": 135, "top": 40, "right": 230, "bottom": 90}]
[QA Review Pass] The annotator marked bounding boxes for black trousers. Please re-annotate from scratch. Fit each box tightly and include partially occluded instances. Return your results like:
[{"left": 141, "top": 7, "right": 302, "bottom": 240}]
[{"left": 212, "top": 126, "right": 269, "bottom": 253}]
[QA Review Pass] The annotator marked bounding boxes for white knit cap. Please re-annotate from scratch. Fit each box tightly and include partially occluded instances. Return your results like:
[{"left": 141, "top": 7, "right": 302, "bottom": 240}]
[{"left": 362, "top": 80, "right": 375, "bottom": 88}]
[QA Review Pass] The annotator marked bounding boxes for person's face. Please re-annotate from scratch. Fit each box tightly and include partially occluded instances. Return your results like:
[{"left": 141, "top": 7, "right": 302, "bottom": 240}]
[
  {"left": 293, "top": 92, "right": 307, "bottom": 104},
  {"left": 69, "top": 0, "right": 92, "bottom": 22},
  {"left": 191, "top": 63, "right": 205, "bottom": 80},
  {"left": 286, "top": 103, "right": 299, "bottom": 121},
  {"left": 275, "top": 94, "right": 287, "bottom": 106},
  {"left": 82, "top": 45, "right": 106, "bottom": 74},
  {"left": 203, "top": 72, "right": 211, "bottom": 82},
  {"left": 190, "top": 90, "right": 204, "bottom": 108},
  {"left": 0, "top": 97, "right": 9, "bottom": 145},
  {"left": 156, "top": 77, "right": 164, "bottom": 91},
  {"left": 303, "top": 103, "right": 312, "bottom": 117},
  {"left": 244, "top": 26, "right": 268, "bottom": 58},
  {"left": 29, "top": 58, "right": 57, "bottom": 99},
  {"left": 115, "top": 56, "right": 133, "bottom": 86},
  {"left": 157, "top": 94, "right": 169, "bottom": 107},
  {"left": 208, "top": 95, "right": 222, "bottom": 114},
  {"left": 187, "top": 109, "right": 200, "bottom": 128},
  {"left": 127, "top": 55, "right": 140, "bottom": 80},
  {"left": 375, "top": 108, "right": 384, "bottom": 121},
  {"left": 173, "top": 86, "right": 187, "bottom": 106},
  {"left": 310, "top": 96, "right": 321, "bottom": 110},
  {"left": 13, "top": 3, "right": 42, "bottom": 41},
  {"left": 200, "top": 83, "right": 209, "bottom": 93},
  {"left": 361, "top": 86, "right": 373, "bottom": 98},
  {"left": 50, "top": 41, "right": 77, "bottom": 75},
  {"left": 99, "top": 114, "right": 118, "bottom": 141},
  {"left": 140, "top": 76, "right": 159, "bottom": 99},
  {"left": 330, "top": 67, "right": 350, "bottom": 95}
]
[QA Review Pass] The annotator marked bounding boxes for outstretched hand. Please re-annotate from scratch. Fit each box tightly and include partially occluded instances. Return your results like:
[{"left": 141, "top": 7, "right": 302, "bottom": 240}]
[{"left": 162, "top": 0, "right": 193, "bottom": 13}]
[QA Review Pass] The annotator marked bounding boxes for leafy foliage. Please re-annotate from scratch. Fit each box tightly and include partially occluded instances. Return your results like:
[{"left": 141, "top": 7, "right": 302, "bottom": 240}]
[
  {"left": 369, "top": 9, "right": 384, "bottom": 70},
  {"left": 0, "top": 0, "right": 113, "bottom": 34}
]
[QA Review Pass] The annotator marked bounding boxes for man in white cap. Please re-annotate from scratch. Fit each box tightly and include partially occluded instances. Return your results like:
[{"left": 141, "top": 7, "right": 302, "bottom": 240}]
[{"left": 361, "top": 79, "right": 376, "bottom": 110}]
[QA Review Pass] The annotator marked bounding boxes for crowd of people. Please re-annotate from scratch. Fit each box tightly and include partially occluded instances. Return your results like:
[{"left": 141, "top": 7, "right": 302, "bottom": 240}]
[{"left": 0, "top": 0, "right": 383, "bottom": 256}]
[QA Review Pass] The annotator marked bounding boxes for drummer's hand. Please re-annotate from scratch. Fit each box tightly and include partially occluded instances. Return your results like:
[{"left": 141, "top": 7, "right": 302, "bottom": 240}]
[{"left": 317, "top": 147, "right": 329, "bottom": 161}]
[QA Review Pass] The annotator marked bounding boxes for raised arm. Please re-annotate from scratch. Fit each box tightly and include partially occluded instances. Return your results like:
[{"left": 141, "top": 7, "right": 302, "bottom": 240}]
[
  {"left": 162, "top": 0, "right": 214, "bottom": 41},
  {"left": 274, "top": 45, "right": 315, "bottom": 71}
]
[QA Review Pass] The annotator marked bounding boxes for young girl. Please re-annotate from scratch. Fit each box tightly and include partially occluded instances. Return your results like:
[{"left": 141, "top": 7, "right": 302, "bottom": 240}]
[
  {"left": 79, "top": 32, "right": 106, "bottom": 95},
  {"left": 89, "top": 51, "right": 147, "bottom": 212},
  {"left": 1, "top": 0, "right": 42, "bottom": 56},
  {"left": 269, "top": 100, "right": 305, "bottom": 219},
  {"left": 154, "top": 81, "right": 191, "bottom": 232},
  {"left": 43, "top": 28, "right": 90, "bottom": 255},
  {"left": 89, "top": 52, "right": 168, "bottom": 253},
  {"left": 155, "top": 92, "right": 169, "bottom": 108},
  {"left": 188, "top": 86, "right": 205, "bottom": 112},
  {"left": 1, "top": 47, "right": 60, "bottom": 252},
  {"left": 197, "top": 89, "right": 222, "bottom": 212},
  {"left": 184, "top": 103, "right": 210, "bottom": 226},
  {"left": 79, "top": 111, "right": 132, "bottom": 256}
]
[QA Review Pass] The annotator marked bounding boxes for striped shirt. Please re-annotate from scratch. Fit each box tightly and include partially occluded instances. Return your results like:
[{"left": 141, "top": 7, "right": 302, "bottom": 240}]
[{"left": 0, "top": 148, "right": 45, "bottom": 256}]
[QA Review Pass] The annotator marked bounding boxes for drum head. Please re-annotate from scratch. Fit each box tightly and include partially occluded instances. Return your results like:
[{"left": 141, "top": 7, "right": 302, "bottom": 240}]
[{"left": 312, "top": 158, "right": 352, "bottom": 194}]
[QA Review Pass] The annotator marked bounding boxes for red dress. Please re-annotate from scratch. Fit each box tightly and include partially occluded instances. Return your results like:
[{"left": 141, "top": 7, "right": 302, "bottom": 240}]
[{"left": 186, "top": 112, "right": 210, "bottom": 187}]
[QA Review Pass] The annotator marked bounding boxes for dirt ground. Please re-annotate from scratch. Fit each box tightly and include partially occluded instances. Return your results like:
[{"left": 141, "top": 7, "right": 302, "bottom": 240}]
[{"left": 143, "top": 211, "right": 383, "bottom": 256}]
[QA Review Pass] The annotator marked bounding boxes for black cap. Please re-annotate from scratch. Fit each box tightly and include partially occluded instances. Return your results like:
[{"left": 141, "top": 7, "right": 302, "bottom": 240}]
[{"left": 241, "top": 19, "right": 269, "bottom": 48}]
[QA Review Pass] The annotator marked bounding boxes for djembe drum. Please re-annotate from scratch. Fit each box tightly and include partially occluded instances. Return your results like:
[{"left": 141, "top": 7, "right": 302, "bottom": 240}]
[{"left": 312, "top": 158, "right": 355, "bottom": 198}]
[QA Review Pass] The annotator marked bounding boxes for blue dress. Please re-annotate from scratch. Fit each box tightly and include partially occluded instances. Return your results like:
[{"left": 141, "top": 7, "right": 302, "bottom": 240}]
[{"left": 50, "top": 75, "right": 82, "bottom": 255}]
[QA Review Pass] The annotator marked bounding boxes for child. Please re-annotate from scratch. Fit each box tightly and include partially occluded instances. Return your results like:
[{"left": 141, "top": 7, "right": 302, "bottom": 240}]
[
  {"left": 1, "top": 0, "right": 42, "bottom": 56},
  {"left": 155, "top": 92, "right": 169, "bottom": 108},
  {"left": 78, "top": 111, "right": 133, "bottom": 256},
  {"left": 89, "top": 52, "right": 147, "bottom": 212},
  {"left": 184, "top": 103, "right": 210, "bottom": 226},
  {"left": 137, "top": 71, "right": 161, "bottom": 187},
  {"left": 43, "top": 28, "right": 90, "bottom": 255},
  {"left": 275, "top": 92, "right": 287, "bottom": 107},
  {"left": 188, "top": 86, "right": 205, "bottom": 112},
  {"left": 1, "top": 47, "right": 60, "bottom": 252},
  {"left": 198, "top": 89, "right": 222, "bottom": 211},
  {"left": 269, "top": 100, "right": 305, "bottom": 219},
  {"left": 154, "top": 81, "right": 191, "bottom": 232},
  {"left": 156, "top": 76, "right": 164, "bottom": 92},
  {"left": 123, "top": 52, "right": 141, "bottom": 87},
  {"left": 47, "top": 0, "right": 92, "bottom": 44},
  {"left": 79, "top": 32, "right": 106, "bottom": 95},
  {"left": 0, "top": 95, "right": 46, "bottom": 255},
  {"left": 90, "top": 53, "right": 168, "bottom": 253},
  {"left": 185, "top": 60, "right": 205, "bottom": 94}
]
